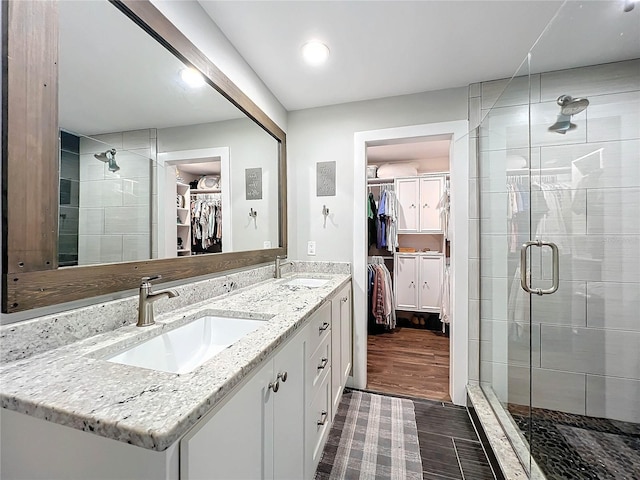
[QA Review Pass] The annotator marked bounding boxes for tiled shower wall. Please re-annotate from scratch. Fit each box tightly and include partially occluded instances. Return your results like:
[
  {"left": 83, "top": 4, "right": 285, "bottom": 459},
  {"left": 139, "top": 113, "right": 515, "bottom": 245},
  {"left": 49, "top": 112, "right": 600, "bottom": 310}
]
[
  {"left": 78, "top": 129, "right": 155, "bottom": 265},
  {"left": 474, "top": 59, "right": 640, "bottom": 423}
]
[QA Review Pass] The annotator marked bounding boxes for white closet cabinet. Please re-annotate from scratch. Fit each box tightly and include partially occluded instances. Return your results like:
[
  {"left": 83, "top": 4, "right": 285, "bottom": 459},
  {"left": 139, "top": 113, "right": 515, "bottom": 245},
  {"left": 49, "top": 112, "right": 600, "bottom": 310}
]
[
  {"left": 396, "top": 175, "right": 444, "bottom": 233},
  {"left": 394, "top": 253, "right": 444, "bottom": 313},
  {"left": 181, "top": 325, "right": 306, "bottom": 480}
]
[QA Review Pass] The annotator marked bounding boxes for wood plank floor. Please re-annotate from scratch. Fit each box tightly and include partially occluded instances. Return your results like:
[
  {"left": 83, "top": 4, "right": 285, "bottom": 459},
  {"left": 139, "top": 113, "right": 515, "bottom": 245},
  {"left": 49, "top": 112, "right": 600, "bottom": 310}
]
[{"left": 367, "top": 327, "right": 451, "bottom": 402}]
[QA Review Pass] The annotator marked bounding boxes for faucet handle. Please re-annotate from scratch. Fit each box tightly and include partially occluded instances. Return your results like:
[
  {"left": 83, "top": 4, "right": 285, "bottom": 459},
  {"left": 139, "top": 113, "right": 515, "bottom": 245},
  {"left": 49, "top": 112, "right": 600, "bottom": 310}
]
[{"left": 141, "top": 275, "right": 161, "bottom": 284}]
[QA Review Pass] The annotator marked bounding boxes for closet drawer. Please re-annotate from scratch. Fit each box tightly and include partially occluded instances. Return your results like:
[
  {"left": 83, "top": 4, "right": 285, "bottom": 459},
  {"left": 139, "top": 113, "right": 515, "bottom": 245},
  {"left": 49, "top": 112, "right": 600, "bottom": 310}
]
[
  {"left": 308, "top": 302, "right": 331, "bottom": 355},
  {"left": 307, "top": 334, "right": 331, "bottom": 402},
  {"left": 307, "top": 368, "right": 332, "bottom": 474}
]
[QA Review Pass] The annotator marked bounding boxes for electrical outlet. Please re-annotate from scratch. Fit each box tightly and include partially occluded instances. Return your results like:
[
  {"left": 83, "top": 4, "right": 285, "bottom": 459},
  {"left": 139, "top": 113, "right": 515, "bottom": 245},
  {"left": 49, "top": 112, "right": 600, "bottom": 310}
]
[
  {"left": 307, "top": 241, "right": 316, "bottom": 256},
  {"left": 263, "top": 241, "right": 271, "bottom": 249}
]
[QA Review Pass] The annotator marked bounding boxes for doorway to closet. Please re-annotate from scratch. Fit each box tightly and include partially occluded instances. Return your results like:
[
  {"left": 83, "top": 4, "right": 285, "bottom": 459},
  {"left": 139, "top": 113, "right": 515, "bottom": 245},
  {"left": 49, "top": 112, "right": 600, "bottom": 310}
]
[
  {"left": 353, "top": 120, "right": 469, "bottom": 406},
  {"left": 365, "top": 136, "right": 452, "bottom": 402}
]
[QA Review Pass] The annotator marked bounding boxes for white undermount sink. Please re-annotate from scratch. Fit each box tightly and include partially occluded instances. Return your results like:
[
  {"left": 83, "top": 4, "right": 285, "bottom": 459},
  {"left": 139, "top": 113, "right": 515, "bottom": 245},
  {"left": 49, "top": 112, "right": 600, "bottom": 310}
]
[
  {"left": 106, "top": 315, "right": 267, "bottom": 374},
  {"left": 281, "top": 277, "right": 329, "bottom": 288}
]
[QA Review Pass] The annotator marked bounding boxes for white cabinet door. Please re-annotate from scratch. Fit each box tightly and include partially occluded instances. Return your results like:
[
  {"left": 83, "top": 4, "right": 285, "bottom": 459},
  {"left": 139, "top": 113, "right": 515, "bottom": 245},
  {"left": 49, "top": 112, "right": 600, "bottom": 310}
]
[
  {"left": 181, "top": 359, "right": 273, "bottom": 480},
  {"left": 330, "top": 296, "right": 342, "bottom": 419},
  {"left": 419, "top": 255, "right": 443, "bottom": 311},
  {"left": 419, "top": 176, "right": 443, "bottom": 232},
  {"left": 396, "top": 178, "right": 419, "bottom": 232},
  {"left": 395, "top": 255, "right": 419, "bottom": 309},
  {"left": 273, "top": 329, "right": 306, "bottom": 480},
  {"left": 330, "top": 282, "right": 352, "bottom": 419},
  {"left": 182, "top": 325, "right": 308, "bottom": 480},
  {"left": 339, "top": 284, "right": 352, "bottom": 385}
]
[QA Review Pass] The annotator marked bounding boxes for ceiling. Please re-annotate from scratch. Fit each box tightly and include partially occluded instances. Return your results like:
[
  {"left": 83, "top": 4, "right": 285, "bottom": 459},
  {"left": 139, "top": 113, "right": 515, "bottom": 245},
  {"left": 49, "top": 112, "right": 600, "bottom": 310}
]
[
  {"left": 59, "top": 1, "right": 243, "bottom": 136},
  {"left": 199, "top": 0, "right": 640, "bottom": 111}
]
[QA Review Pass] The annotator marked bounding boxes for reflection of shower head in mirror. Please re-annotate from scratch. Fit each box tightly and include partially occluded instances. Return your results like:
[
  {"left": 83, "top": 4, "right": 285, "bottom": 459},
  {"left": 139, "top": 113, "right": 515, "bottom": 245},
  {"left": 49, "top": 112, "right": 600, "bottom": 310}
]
[{"left": 94, "top": 148, "right": 120, "bottom": 172}]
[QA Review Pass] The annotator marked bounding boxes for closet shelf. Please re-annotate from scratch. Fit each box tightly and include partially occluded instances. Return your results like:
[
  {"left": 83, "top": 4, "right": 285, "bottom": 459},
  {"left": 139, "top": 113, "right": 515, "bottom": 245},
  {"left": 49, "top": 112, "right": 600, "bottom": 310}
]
[
  {"left": 367, "top": 178, "right": 394, "bottom": 185},
  {"left": 192, "top": 188, "right": 221, "bottom": 194}
]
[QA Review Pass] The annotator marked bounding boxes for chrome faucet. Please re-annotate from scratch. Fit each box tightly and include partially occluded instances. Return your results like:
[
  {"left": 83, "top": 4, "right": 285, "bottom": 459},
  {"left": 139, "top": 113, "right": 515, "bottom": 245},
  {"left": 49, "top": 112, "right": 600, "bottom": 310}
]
[
  {"left": 137, "top": 275, "right": 179, "bottom": 327},
  {"left": 274, "top": 255, "right": 293, "bottom": 279}
]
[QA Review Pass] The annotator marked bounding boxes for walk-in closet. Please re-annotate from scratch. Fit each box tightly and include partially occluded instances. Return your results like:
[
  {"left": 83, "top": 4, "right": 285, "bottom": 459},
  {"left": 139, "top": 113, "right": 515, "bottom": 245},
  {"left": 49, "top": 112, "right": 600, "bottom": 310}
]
[
  {"left": 365, "top": 137, "right": 452, "bottom": 401},
  {"left": 163, "top": 156, "right": 228, "bottom": 258}
]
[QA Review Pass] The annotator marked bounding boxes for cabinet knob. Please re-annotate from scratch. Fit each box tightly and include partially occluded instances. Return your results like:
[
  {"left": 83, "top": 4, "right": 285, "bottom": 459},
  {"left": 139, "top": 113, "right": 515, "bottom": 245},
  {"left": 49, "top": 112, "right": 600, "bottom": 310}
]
[
  {"left": 423, "top": 203, "right": 429, "bottom": 208},
  {"left": 319, "top": 322, "right": 330, "bottom": 332},
  {"left": 424, "top": 281, "right": 428, "bottom": 287},
  {"left": 317, "top": 410, "right": 328, "bottom": 426},
  {"left": 268, "top": 379, "right": 280, "bottom": 393},
  {"left": 277, "top": 371, "right": 288, "bottom": 383},
  {"left": 318, "top": 358, "right": 328, "bottom": 370},
  {"left": 410, "top": 203, "right": 416, "bottom": 208},
  {"left": 341, "top": 296, "right": 348, "bottom": 303},
  {"left": 409, "top": 281, "right": 415, "bottom": 287}
]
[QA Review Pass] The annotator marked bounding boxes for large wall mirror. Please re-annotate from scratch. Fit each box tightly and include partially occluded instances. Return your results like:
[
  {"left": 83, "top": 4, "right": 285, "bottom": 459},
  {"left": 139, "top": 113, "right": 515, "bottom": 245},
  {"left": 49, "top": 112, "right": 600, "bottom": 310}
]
[{"left": 2, "top": 0, "right": 287, "bottom": 313}]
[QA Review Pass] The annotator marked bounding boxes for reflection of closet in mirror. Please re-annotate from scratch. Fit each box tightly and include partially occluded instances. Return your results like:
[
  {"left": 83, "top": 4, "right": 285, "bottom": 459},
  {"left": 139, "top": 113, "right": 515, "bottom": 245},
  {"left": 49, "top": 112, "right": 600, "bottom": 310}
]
[{"left": 160, "top": 148, "right": 231, "bottom": 258}]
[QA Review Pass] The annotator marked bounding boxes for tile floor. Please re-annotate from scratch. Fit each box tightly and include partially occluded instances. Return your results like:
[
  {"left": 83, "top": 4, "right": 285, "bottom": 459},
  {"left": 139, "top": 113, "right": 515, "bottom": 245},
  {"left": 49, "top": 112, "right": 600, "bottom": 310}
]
[
  {"left": 317, "top": 389, "right": 496, "bottom": 479},
  {"left": 413, "top": 397, "right": 495, "bottom": 479}
]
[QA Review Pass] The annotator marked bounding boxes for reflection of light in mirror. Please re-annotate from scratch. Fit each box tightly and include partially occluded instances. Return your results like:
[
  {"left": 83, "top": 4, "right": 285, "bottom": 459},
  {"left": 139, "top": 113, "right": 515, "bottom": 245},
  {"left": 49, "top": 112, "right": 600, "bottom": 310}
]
[
  {"left": 302, "top": 41, "right": 330, "bottom": 66},
  {"left": 180, "top": 67, "right": 205, "bottom": 88}
]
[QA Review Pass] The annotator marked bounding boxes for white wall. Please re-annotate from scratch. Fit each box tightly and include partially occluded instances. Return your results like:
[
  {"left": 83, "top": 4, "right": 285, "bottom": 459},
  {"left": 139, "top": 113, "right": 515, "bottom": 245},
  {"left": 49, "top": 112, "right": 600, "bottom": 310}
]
[
  {"left": 287, "top": 88, "right": 468, "bottom": 261},
  {"left": 151, "top": 0, "right": 287, "bottom": 133},
  {"left": 287, "top": 88, "right": 470, "bottom": 402}
]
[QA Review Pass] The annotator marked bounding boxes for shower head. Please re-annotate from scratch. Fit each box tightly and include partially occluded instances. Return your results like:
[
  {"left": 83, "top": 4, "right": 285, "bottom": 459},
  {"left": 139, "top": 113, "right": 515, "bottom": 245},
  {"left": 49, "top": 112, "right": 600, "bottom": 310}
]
[
  {"left": 557, "top": 95, "right": 589, "bottom": 116},
  {"left": 94, "top": 148, "right": 120, "bottom": 173},
  {"left": 549, "top": 95, "right": 589, "bottom": 134}
]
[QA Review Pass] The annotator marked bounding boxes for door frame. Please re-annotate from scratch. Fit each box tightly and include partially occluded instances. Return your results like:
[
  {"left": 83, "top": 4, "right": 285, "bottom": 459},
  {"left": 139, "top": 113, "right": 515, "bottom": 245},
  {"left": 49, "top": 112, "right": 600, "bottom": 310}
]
[{"left": 352, "top": 120, "right": 469, "bottom": 405}]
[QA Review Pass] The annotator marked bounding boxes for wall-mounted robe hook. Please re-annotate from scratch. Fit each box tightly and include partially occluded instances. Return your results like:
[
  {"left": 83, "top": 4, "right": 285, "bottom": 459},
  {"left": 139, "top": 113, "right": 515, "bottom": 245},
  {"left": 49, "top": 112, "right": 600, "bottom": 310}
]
[
  {"left": 249, "top": 208, "right": 258, "bottom": 228},
  {"left": 322, "top": 205, "right": 330, "bottom": 228}
]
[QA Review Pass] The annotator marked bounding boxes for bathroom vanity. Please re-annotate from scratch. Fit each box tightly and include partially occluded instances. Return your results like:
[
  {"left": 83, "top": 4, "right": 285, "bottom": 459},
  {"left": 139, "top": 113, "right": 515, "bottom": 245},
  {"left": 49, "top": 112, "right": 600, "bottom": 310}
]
[{"left": 0, "top": 267, "right": 352, "bottom": 480}]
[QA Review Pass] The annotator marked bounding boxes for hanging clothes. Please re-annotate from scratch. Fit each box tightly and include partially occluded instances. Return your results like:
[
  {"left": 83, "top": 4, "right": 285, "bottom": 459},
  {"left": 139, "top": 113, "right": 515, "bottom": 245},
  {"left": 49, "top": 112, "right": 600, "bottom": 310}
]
[
  {"left": 191, "top": 194, "right": 222, "bottom": 253},
  {"left": 384, "top": 189, "right": 398, "bottom": 253},
  {"left": 439, "top": 265, "right": 451, "bottom": 330},
  {"left": 367, "top": 257, "right": 396, "bottom": 330},
  {"left": 438, "top": 179, "right": 451, "bottom": 241},
  {"left": 368, "top": 192, "right": 378, "bottom": 247}
]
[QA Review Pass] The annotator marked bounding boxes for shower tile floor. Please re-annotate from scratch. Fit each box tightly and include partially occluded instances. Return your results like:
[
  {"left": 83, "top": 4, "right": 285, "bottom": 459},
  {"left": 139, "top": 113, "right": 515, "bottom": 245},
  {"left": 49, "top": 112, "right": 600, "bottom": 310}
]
[{"left": 508, "top": 405, "right": 640, "bottom": 480}]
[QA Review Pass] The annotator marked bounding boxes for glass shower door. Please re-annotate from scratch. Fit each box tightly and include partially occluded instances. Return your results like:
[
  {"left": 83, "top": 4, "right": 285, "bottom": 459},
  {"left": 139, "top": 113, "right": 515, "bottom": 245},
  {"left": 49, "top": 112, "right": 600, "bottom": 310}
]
[{"left": 525, "top": 2, "right": 640, "bottom": 478}]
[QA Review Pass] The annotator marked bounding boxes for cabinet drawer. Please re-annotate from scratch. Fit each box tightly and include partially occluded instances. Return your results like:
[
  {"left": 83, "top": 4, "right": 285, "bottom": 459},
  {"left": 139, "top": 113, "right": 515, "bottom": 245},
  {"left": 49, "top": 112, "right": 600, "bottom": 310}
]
[
  {"left": 308, "top": 368, "right": 332, "bottom": 474},
  {"left": 308, "top": 333, "right": 331, "bottom": 402},
  {"left": 308, "top": 301, "right": 331, "bottom": 355}
]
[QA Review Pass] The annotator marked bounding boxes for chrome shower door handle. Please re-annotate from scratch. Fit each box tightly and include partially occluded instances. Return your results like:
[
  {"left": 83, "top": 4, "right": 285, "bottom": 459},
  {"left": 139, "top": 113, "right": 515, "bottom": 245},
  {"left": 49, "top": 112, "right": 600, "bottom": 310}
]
[
  {"left": 540, "top": 241, "right": 560, "bottom": 295},
  {"left": 520, "top": 240, "right": 560, "bottom": 296}
]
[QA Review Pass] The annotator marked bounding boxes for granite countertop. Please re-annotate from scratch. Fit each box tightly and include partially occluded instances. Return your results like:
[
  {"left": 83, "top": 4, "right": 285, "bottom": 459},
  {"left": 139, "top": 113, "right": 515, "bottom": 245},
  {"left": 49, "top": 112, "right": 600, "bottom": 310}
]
[{"left": 0, "top": 272, "right": 351, "bottom": 451}]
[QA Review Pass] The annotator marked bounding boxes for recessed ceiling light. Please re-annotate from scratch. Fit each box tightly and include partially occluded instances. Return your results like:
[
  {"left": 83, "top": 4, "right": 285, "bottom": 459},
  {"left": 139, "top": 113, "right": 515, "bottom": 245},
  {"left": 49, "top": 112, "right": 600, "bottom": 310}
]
[
  {"left": 302, "top": 41, "right": 330, "bottom": 66},
  {"left": 180, "top": 67, "right": 205, "bottom": 88}
]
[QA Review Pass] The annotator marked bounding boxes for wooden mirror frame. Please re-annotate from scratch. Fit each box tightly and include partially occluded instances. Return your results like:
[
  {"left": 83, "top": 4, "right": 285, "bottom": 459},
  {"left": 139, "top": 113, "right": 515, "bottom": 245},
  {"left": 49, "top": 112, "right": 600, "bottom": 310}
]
[{"left": 1, "top": 0, "right": 287, "bottom": 313}]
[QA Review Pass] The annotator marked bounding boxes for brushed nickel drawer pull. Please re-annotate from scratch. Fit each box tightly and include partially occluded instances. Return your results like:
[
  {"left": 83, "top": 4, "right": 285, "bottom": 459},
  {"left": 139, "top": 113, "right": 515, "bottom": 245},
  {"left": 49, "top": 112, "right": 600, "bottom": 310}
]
[
  {"left": 319, "top": 322, "right": 330, "bottom": 332},
  {"left": 317, "top": 410, "right": 328, "bottom": 426},
  {"left": 318, "top": 358, "right": 328, "bottom": 370},
  {"left": 277, "top": 371, "right": 288, "bottom": 383},
  {"left": 341, "top": 296, "right": 348, "bottom": 302}
]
